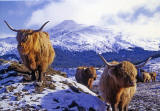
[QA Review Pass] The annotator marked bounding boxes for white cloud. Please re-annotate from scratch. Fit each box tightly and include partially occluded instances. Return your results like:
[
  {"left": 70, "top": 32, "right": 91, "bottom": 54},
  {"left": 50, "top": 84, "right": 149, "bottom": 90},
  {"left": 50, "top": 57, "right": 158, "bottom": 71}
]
[
  {"left": 107, "top": 13, "right": 160, "bottom": 39},
  {"left": 0, "top": 33, "right": 16, "bottom": 38},
  {"left": 26, "top": 0, "right": 160, "bottom": 39}
]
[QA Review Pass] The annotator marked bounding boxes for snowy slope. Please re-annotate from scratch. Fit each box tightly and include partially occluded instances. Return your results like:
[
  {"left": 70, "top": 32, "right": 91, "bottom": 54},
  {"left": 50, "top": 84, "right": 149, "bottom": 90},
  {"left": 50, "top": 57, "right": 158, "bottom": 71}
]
[
  {"left": 0, "top": 37, "right": 17, "bottom": 56},
  {"left": 0, "top": 61, "right": 106, "bottom": 111},
  {"left": 142, "top": 57, "right": 160, "bottom": 80}
]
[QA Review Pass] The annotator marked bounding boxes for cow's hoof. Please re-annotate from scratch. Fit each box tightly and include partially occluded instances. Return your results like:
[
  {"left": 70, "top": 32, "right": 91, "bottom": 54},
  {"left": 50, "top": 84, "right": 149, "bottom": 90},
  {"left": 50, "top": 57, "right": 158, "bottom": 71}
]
[{"left": 35, "top": 82, "right": 43, "bottom": 87}]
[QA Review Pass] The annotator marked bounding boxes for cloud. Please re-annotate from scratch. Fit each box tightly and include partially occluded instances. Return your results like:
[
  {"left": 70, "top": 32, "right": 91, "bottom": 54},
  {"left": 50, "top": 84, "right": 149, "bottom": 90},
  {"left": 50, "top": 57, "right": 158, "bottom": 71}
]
[
  {"left": 105, "top": 11, "right": 160, "bottom": 39},
  {"left": 26, "top": 0, "right": 160, "bottom": 39},
  {"left": 24, "top": 0, "right": 57, "bottom": 7},
  {"left": 0, "top": 33, "right": 16, "bottom": 38}
]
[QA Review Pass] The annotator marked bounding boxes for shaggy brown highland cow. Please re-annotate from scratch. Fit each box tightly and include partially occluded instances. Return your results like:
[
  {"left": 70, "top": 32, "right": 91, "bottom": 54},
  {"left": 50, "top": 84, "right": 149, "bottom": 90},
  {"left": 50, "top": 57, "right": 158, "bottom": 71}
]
[
  {"left": 75, "top": 66, "right": 97, "bottom": 89},
  {"left": 98, "top": 54, "right": 151, "bottom": 111},
  {"left": 4, "top": 20, "right": 55, "bottom": 83},
  {"left": 150, "top": 72, "right": 157, "bottom": 82},
  {"left": 142, "top": 72, "right": 151, "bottom": 82}
]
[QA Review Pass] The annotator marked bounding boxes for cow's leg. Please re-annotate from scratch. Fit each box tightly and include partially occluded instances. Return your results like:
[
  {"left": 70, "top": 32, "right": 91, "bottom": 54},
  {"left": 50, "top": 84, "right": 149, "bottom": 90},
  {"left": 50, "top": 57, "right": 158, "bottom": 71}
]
[
  {"left": 31, "top": 71, "right": 36, "bottom": 81},
  {"left": 124, "top": 104, "right": 128, "bottom": 111},
  {"left": 28, "top": 55, "right": 37, "bottom": 81},
  {"left": 35, "top": 70, "right": 39, "bottom": 81},
  {"left": 38, "top": 71, "right": 45, "bottom": 82},
  {"left": 38, "top": 64, "right": 47, "bottom": 82},
  {"left": 87, "top": 79, "right": 93, "bottom": 89},
  {"left": 37, "top": 66, "right": 42, "bottom": 82},
  {"left": 118, "top": 101, "right": 126, "bottom": 111},
  {"left": 111, "top": 104, "right": 118, "bottom": 111}
]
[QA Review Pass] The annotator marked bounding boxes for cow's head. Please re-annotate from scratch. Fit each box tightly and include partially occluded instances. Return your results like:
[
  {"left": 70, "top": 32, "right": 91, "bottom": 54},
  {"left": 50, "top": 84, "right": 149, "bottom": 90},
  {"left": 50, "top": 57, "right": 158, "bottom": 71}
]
[
  {"left": 82, "top": 67, "right": 97, "bottom": 89},
  {"left": 98, "top": 54, "right": 151, "bottom": 88},
  {"left": 4, "top": 20, "right": 49, "bottom": 55}
]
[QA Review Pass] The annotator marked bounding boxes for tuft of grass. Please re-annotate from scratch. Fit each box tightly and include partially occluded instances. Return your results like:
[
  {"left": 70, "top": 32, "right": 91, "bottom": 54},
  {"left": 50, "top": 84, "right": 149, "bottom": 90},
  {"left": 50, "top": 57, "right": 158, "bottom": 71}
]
[{"left": 6, "top": 85, "right": 16, "bottom": 92}]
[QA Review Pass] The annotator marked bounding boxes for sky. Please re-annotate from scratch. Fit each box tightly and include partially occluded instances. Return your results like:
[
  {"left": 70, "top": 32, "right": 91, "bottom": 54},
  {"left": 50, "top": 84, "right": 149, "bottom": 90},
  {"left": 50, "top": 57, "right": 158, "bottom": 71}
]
[{"left": 0, "top": 0, "right": 160, "bottom": 39}]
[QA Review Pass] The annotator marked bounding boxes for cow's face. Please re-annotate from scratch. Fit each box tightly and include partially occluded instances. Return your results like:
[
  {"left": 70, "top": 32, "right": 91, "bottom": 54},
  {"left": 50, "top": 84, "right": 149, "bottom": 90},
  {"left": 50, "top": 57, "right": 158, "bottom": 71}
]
[
  {"left": 85, "top": 68, "right": 93, "bottom": 78},
  {"left": 17, "top": 30, "right": 34, "bottom": 55},
  {"left": 85, "top": 68, "right": 97, "bottom": 80},
  {"left": 108, "top": 61, "right": 137, "bottom": 88}
]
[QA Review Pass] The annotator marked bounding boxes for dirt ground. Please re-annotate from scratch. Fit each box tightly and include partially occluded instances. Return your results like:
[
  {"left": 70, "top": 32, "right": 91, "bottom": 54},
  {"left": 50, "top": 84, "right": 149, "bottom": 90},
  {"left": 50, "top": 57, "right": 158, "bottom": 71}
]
[{"left": 129, "top": 82, "right": 160, "bottom": 111}]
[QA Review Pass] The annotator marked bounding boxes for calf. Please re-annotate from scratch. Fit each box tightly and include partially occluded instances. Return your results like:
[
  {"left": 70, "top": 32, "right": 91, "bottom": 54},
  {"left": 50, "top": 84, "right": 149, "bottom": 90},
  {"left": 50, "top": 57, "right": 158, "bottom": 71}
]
[{"left": 75, "top": 66, "right": 97, "bottom": 89}]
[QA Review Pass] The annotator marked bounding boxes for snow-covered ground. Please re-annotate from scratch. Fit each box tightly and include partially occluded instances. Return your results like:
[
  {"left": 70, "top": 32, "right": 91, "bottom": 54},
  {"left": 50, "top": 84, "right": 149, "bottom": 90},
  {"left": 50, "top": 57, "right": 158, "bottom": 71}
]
[
  {"left": 0, "top": 62, "right": 106, "bottom": 111},
  {"left": 0, "top": 58, "right": 160, "bottom": 110}
]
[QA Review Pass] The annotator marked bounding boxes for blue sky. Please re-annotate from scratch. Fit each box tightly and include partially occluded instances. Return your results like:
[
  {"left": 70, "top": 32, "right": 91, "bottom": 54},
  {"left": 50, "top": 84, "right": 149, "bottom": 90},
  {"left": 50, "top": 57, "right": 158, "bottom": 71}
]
[
  {"left": 0, "top": 0, "right": 160, "bottom": 39},
  {"left": 0, "top": 0, "right": 51, "bottom": 37}
]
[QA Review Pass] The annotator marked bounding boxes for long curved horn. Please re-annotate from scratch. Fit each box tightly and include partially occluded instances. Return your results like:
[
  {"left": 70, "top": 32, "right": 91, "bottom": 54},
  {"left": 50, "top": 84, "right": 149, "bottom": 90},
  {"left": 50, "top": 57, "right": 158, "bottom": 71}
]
[
  {"left": 136, "top": 57, "right": 152, "bottom": 69},
  {"left": 34, "top": 21, "right": 50, "bottom": 32},
  {"left": 98, "top": 54, "right": 117, "bottom": 67},
  {"left": 4, "top": 20, "right": 19, "bottom": 32}
]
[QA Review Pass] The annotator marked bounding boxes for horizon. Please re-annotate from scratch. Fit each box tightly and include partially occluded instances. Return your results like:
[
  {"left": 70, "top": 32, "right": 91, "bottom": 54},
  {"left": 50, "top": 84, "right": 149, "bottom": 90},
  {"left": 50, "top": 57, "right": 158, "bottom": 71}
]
[{"left": 0, "top": 0, "right": 160, "bottom": 40}]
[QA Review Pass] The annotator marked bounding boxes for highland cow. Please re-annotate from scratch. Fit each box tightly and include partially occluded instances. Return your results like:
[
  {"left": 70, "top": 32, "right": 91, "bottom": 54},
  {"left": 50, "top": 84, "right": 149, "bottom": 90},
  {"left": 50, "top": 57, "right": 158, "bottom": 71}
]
[
  {"left": 4, "top": 20, "right": 55, "bottom": 83},
  {"left": 150, "top": 72, "right": 157, "bottom": 82},
  {"left": 142, "top": 72, "right": 151, "bottom": 82},
  {"left": 75, "top": 66, "right": 97, "bottom": 89},
  {"left": 98, "top": 54, "right": 151, "bottom": 111}
]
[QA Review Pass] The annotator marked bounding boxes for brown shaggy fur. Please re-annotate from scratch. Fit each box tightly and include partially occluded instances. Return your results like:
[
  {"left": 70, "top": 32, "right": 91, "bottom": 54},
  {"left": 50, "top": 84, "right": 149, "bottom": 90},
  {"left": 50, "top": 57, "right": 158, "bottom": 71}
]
[
  {"left": 99, "top": 61, "right": 137, "bottom": 111},
  {"left": 75, "top": 66, "right": 97, "bottom": 89},
  {"left": 16, "top": 30, "right": 55, "bottom": 82},
  {"left": 142, "top": 72, "right": 151, "bottom": 82},
  {"left": 110, "top": 61, "right": 119, "bottom": 65},
  {"left": 150, "top": 72, "right": 156, "bottom": 82}
]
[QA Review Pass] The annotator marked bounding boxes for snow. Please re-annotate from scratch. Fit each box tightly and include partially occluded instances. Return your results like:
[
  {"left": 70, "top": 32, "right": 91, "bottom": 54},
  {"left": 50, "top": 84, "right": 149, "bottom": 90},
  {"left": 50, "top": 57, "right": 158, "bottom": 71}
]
[
  {"left": 0, "top": 19, "right": 160, "bottom": 111},
  {"left": 48, "top": 20, "right": 160, "bottom": 52},
  {"left": 0, "top": 62, "right": 106, "bottom": 111},
  {"left": 1, "top": 20, "right": 160, "bottom": 57},
  {"left": 0, "top": 54, "right": 160, "bottom": 110},
  {"left": 142, "top": 57, "right": 160, "bottom": 81}
]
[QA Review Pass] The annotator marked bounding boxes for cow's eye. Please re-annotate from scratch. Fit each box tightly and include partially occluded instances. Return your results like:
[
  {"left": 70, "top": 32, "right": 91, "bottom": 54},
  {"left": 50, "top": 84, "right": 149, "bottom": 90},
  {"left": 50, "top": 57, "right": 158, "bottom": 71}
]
[{"left": 22, "top": 36, "right": 28, "bottom": 42}]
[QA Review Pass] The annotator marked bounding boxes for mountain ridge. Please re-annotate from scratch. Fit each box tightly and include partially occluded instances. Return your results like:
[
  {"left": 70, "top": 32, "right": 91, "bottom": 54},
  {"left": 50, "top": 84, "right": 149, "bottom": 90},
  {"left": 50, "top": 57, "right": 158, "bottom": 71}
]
[{"left": 0, "top": 20, "right": 160, "bottom": 67}]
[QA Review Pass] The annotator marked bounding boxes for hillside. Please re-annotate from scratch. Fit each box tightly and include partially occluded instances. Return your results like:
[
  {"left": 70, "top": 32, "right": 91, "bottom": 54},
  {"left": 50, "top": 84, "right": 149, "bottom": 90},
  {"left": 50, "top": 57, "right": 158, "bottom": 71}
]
[
  {"left": 0, "top": 59, "right": 160, "bottom": 111},
  {"left": 0, "top": 60, "right": 106, "bottom": 111}
]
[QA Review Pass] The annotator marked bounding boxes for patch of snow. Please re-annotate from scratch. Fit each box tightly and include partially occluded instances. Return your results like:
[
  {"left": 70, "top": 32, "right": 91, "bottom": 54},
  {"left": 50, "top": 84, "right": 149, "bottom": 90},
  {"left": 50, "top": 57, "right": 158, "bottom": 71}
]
[
  {"left": 142, "top": 57, "right": 160, "bottom": 81},
  {"left": 0, "top": 62, "right": 106, "bottom": 111}
]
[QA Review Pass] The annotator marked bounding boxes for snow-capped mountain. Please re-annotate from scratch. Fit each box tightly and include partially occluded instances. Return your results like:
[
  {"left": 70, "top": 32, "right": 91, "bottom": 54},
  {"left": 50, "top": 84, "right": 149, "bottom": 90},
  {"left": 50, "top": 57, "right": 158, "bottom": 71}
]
[
  {"left": 48, "top": 20, "right": 133, "bottom": 53},
  {"left": 1, "top": 20, "right": 160, "bottom": 56},
  {"left": 0, "top": 20, "right": 160, "bottom": 67},
  {"left": 48, "top": 20, "right": 160, "bottom": 53}
]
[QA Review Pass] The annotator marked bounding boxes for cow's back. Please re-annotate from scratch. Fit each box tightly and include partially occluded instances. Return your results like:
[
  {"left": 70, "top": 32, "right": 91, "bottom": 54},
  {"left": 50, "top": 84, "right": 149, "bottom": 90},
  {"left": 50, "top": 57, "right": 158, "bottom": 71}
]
[{"left": 75, "top": 67, "right": 84, "bottom": 83}]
